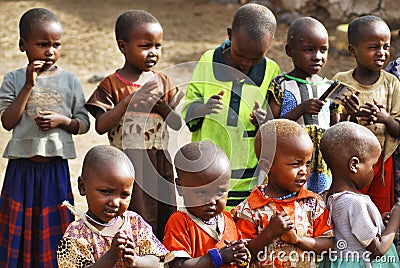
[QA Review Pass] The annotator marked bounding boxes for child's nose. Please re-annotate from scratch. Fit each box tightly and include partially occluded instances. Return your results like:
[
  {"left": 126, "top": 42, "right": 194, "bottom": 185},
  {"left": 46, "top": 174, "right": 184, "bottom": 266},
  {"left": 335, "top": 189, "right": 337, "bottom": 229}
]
[
  {"left": 148, "top": 48, "right": 158, "bottom": 57},
  {"left": 314, "top": 50, "right": 323, "bottom": 60},
  {"left": 46, "top": 46, "right": 55, "bottom": 56},
  {"left": 299, "top": 165, "right": 308, "bottom": 174},
  {"left": 109, "top": 197, "right": 120, "bottom": 207},
  {"left": 376, "top": 47, "right": 386, "bottom": 56}
]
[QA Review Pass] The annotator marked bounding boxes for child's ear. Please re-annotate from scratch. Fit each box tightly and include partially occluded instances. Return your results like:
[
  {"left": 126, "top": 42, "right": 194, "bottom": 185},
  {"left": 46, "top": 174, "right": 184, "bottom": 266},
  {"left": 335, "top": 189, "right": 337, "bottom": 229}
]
[
  {"left": 285, "top": 43, "right": 293, "bottom": 57},
  {"left": 19, "top": 38, "right": 26, "bottom": 52},
  {"left": 348, "top": 44, "right": 355, "bottom": 57},
  {"left": 349, "top": 156, "right": 360, "bottom": 174},
  {"left": 227, "top": 28, "right": 232, "bottom": 41},
  {"left": 117, "top": 39, "right": 126, "bottom": 54},
  {"left": 77, "top": 176, "right": 86, "bottom": 196},
  {"left": 259, "top": 157, "right": 272, "bottom": 173}
]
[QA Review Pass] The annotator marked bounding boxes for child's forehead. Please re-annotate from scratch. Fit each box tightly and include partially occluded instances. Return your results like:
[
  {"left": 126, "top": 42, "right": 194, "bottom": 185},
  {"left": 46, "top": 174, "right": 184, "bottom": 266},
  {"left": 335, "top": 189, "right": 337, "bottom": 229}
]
[
  {"left": 28, "top": 20, "right": 62, "bottom": 36},
  {"left": 357, "top": 22, "right": 390, "bottom": 40},
  {"left": 129, "top": 22, "right": 162, "bottom": 33},
  {"left": 179, "top": 168, "right": 229, "bottom": 184}
]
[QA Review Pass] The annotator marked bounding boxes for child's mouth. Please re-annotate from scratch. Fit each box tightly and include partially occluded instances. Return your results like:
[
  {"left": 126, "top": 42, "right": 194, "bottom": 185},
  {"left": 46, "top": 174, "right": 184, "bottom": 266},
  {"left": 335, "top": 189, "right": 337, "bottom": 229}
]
[{"left": 294, "top": 180, "right": 306, "bottom": 187}]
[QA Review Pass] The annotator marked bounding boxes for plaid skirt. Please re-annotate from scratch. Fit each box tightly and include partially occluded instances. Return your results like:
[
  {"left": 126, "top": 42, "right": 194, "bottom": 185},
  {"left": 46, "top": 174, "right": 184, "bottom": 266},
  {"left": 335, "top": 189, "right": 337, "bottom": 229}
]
[{"left": 0, "top": 158, "right": 74, "bottom": 268}]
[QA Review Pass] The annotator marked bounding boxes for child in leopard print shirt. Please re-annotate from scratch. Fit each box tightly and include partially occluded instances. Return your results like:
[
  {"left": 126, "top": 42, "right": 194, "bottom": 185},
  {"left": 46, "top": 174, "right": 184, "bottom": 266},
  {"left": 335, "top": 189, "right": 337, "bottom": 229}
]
[{"left": 57, "top": 145, "right": 169, "bottom": 267}]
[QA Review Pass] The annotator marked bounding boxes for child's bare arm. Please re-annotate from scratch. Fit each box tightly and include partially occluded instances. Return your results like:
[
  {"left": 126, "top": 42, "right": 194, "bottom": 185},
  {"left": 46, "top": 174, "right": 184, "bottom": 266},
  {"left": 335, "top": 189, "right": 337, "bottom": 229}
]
[
  {"left": 281, "top": 230, "right": 334, "bottom": 255},
  {"left": 153, "top": 99, "right": 182, "bottom": 130},
  {"left": 1, "top": 60, "right": 44, "bottom": 131},
  {"left": 366, "top": 204, "right": 400, "bottom": 258},
  {"left": 268, "top": 97, "right": 281, "bottom": 119},
  {"left": 94, "top": 94, "right": 132, "bottom": 134}
]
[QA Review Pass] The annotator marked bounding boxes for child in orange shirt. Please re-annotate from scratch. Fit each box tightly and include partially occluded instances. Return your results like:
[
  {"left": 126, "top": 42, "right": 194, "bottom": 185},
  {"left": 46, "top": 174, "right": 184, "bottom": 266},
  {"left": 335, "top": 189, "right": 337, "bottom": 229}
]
[
  {"left": 232, "top": 119, "right": 334, "bottom": 267},
  {"left": 164, "top": 141, "right": 247, "bottom": 268}
]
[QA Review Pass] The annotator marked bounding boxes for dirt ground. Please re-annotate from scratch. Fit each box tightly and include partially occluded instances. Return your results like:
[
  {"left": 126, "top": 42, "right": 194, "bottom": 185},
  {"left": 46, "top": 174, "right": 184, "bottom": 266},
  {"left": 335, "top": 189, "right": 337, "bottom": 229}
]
[{"left": 0, "top": 0, "right": 398, "bottom": 211}]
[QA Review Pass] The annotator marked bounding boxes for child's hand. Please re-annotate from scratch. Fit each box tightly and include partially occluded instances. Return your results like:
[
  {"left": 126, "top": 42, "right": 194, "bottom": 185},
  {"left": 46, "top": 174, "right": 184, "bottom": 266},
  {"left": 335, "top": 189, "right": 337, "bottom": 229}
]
[
  {"left": 382, "top": 211, "right": 391, "bottom": 226},
  {"left": 201, "top": 90, "right": 225, "bottom": 116},
  {"left": 34, "top": 111, "right": 67, "bottom": 131},
  {"left": 265, "top": 210, "right": 294, "bottom": 239},
  {"left": 122, "top": 236, "right": 136, "bottom": 267},
  {"left": 130, "top": 79, "right": 162, "bottom": 110},
  {"left": 108, "top": 231, "right": 130, "bottom": 262},
  {"left": 360, "top": 99, "right": 389, "bottom": 125},
  {"left": 219, "top": 239, "right": 250, "bottom": 266},
  {"left": 25, "top": 60, "right": 47, "bottom": 88},
  {"left": 280, "top": 229, "right": 299, "bottom": 245},
  {"left": 342, "top": 93, "right": 360, "bottom": 117},
  {"left": 152, "top": 97, "right": 170, "bottom": 114},
  {"left": 301, "top": 98, "right": 324, "bottom": 115},
  {"left": 250, "top": 100, "right": 267, "bottom": 127}
]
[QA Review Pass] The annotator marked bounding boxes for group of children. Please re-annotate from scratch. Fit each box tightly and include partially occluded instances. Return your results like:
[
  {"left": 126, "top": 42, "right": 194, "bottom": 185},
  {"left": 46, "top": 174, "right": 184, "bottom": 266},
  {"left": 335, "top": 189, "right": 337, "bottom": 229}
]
[{"left": 0, "top": 2, "right": 400, "bottom": 268}]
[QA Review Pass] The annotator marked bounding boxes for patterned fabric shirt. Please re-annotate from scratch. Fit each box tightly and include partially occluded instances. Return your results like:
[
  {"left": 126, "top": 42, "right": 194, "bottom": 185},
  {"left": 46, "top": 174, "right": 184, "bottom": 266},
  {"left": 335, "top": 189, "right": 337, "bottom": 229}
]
[
  {"left": 232, "top": 186, "right": 334, "bottom": 268},
  {"left": 57, "top": 210, "right": 168, "bottom": 268}
]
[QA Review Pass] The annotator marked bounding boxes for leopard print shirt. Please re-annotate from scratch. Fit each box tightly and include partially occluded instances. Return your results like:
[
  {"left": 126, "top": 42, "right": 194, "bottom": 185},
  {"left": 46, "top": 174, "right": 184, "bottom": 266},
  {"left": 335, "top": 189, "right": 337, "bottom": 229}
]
[{"left": 57, "top": 211, "right": 168, "bottom": 267}]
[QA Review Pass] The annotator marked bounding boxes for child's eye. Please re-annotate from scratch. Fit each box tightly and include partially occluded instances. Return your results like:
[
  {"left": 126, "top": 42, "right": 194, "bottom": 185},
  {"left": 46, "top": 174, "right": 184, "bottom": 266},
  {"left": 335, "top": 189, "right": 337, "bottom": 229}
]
[
  {"left": 121, "top": 192, "right": 130, "bottom": 198},
  {"left": 216, "top": 190, "right": 227, "bottom": 197},
  {"left": 99, "top": 189, "right": 111, "bottom": 195},
  {"left": 155, "top": 44, "right": 162, "bottom": 49}
]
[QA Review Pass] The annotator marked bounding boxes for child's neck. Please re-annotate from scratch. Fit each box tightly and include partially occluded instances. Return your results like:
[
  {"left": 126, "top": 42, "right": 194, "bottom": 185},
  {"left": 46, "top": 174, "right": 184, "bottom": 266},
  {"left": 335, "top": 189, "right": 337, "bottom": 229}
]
[
  {"left": 352, "top": 66, "right": 381, "bottom": 86},
  {"left": 118, "top": 66, "right": 153, "bottom": 84},
  {"left": 328, "top": 177, "right": 359, "bottom": 196},
  {"left": 286, "top": 69, "right": 323, "bottom": 83}
]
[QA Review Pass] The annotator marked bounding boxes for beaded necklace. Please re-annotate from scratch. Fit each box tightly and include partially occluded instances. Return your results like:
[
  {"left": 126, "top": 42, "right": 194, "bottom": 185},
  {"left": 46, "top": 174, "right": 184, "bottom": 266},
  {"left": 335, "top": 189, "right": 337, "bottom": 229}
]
[
  {"left": 85, "top": 213, "right": 119, "bottom": 227},
  {"left": 275, "top": 191, "right": 298, "bottom": 200},
  {"left": 260, "top": 187, "right": 298, "bottom": 200}
]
